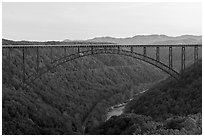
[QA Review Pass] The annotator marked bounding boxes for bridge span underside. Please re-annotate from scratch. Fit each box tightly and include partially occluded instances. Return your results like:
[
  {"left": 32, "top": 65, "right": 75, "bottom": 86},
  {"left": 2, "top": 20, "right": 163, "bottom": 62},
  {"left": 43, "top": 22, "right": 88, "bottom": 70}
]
[{"left": 2, "top": 44, "right": 202, "bottom": 85}]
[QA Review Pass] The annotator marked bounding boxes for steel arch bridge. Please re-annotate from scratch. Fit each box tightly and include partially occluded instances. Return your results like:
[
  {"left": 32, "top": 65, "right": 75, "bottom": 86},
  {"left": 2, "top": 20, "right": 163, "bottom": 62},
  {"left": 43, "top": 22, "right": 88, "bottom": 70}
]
[{"left": 2, "top": 44, "right": 201, "bottom": 85}]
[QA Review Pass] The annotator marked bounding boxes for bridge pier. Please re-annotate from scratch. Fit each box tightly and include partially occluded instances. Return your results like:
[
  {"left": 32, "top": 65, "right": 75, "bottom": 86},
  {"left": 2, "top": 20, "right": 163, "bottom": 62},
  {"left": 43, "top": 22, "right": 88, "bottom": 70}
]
[
  {"left": 181, "top": 46, "right": 185, "bottom": 76},
  {"left": 6, "top": 48, "right": 12, "bottom": 83},
  {"left": 22, "top": 48, "right": 25, "bottom": 82},
  {"left": 156, "top": 47, "right": 160, "bottom": 62},
  {"left": 36, "top": 47, "right": 39, "bottom": 72},
  {"left": 143, "top": 47, "right": 147, "bottom": 60},
  {"left": 50, "top": 46, "right": 53, "bottom": 63},
  {"left": 194, "top": 46, "right": 198, "bottom": 65},
  {"left": 131, "top": 46, "right": 133, "bottom": 53},
  {"left": 104, "top": 46, "right": 107, "bottom": 53},
  {"left": 8, "top": 48, "right": 11, "bottom": 81},
  {"left": 64, "top": 46, "right": 66, "bottom": 57},
  {"left": 169, "top": 47, "right": 173, "bottom": 69},
  {"left": 78, "top": 46, "right": 80, "bottom": 53},
  {"left": 8, "top": 48, "right": 11, "bottom": 70},
  {"left": 91, "top": 46, "right": 94, "bottom": 54},
  {"left": 117, "top": 45, "right": 120, "bottom": 54}
]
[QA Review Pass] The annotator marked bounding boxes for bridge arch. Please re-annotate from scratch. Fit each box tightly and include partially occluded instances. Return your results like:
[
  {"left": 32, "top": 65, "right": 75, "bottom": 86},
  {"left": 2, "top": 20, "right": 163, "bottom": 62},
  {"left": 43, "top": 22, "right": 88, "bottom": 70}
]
[{"left": 25, "top": 48, "right": 181, "bottom": 85}]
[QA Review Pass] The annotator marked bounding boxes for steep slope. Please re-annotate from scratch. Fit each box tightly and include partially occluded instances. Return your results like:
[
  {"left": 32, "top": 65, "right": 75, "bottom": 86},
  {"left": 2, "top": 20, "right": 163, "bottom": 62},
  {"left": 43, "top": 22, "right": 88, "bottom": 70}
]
[
  {"left": 90, "top": 60, "right": 202, "bottom": 135},
  {"left": 124, "top": 60, "right": 202, "bottom": 120}
]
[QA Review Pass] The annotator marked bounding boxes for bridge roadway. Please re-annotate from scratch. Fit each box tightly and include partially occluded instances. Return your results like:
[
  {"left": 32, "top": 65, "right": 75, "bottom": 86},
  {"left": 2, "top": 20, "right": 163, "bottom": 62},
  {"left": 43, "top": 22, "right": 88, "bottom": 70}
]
[{"left": 2, "top": 44, "right": 202, "bottom": 48}]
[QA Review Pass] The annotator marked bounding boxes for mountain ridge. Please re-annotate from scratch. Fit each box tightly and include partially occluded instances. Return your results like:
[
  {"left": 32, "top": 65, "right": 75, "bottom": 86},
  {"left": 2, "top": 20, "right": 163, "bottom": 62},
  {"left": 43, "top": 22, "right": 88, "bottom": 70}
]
[
  {"left": 86, "top": 34, "right": 202, "bottom": 45},
  {"left": 3, "top": 34, "right": 202, "bottom": 45}
]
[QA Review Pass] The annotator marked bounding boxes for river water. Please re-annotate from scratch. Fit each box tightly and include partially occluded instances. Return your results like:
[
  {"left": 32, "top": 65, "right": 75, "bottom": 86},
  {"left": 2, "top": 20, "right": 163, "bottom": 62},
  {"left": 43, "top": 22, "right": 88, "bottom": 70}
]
[{"left": 105, "top": 89, "right": 148, "bottom": 121}]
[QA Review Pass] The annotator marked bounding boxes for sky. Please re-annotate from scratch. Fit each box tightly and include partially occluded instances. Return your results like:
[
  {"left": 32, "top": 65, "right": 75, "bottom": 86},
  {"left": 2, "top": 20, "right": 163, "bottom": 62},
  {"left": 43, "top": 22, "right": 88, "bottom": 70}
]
[{"left": 2, "top": 2, "right": 202, "bottom": 41}]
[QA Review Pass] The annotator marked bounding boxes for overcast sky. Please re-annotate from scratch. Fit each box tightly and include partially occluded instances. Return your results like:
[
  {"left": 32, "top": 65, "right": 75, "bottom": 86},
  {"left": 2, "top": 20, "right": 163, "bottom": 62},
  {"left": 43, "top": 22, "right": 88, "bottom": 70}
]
[{"left": 2, "top": 2, "right": 202, "bottom": 41}]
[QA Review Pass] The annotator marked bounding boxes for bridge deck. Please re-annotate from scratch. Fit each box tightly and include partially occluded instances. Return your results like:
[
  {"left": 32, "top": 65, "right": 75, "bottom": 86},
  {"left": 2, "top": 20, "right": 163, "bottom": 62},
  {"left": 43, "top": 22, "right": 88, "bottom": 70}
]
[{"left": 2, "top": 44, "right": 202, "bottom": 49}]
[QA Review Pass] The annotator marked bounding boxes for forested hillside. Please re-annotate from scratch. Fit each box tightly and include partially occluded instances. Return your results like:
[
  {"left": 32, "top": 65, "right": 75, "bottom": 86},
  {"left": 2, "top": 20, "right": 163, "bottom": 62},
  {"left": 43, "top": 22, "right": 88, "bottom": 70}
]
[
  {"left": 2, "top": 46, "right": 165, "bottom": 134},
  {"left": 91, "top": 60, "right": 202, "bottom": 135},
  {"left": 124, "top": 60, "right": 202, "bottom": 120}
]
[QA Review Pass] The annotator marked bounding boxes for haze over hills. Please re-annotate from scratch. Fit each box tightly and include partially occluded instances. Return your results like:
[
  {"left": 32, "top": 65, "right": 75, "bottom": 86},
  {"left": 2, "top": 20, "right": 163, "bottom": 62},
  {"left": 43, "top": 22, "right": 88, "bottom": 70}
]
[
  {"left": 86, "top": 34, "right": 202, "bottom": 45},
  {"left": 3, "top": 34, "right": 202, "bottom": 45}
]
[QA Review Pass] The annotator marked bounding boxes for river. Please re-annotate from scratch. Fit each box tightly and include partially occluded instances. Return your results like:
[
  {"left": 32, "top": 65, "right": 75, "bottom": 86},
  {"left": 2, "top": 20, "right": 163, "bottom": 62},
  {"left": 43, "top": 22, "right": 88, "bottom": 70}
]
[{"left": 105, "top": 89, "right": 148, "bottom": 121}]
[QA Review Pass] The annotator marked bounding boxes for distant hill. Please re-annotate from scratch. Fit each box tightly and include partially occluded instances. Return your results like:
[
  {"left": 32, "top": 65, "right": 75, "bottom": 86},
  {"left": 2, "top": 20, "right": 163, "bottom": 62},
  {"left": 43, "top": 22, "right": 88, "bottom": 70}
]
[
  {"left": 87, "top": 35, "right": 202, "bottom": 45},
  {"left": 151, "top": 38, "right": 202, "bottom": 45},
  {"left": 2, "top": 38, "right": 114, "bottom": 45},
  {"left": 3, "top": 35, "right": 202, "bottom": 45},
  {"left": 63, "top": 39, "right": 72, "bottom": 42}
]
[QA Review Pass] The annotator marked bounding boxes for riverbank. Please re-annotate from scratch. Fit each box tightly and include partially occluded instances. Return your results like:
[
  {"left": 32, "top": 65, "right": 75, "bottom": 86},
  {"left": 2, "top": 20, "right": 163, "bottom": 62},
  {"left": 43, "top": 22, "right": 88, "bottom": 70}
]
[{"left": 105, "top": 89, "right": 148, "bottom": 121}]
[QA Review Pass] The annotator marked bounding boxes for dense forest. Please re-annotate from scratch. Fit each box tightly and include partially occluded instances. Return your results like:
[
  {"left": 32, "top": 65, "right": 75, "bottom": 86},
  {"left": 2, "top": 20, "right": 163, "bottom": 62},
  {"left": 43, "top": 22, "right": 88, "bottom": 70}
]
[
  {"left": 90, "top": 60, "right": 202, "bottom": 135},
  {"left": 2, "top": 44, "right": 166, "bottom": 134}
]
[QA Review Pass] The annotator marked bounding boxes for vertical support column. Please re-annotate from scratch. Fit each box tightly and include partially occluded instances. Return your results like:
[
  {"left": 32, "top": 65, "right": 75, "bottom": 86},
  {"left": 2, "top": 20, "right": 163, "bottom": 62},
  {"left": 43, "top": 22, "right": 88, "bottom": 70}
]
[
  {"left": 104, "top": 46, "right": 107, "bottom": 53},
  {"left": 7, "top": 48, "right": 11, "bottom": 82},
  {"left": 78, "top": 46, "right": 80, "bottom": 53},
  {"left": 22, "top": 47, "right": 25, "bottom": 82},
  {"left": 130, "top": 46, "right": 133, "bottom": 53},
  {"left": 36, "top": 47, "right": 39, "bottom": 72},
  {"left": 8, "top": 48, "right": 11, "bottom": 69},
  {"left": 156, "top": 47, "right": 160, "bottom": 62},
  {"left": 181, "top": 46, "right": 185, "bottom": 75},
  {"left": 194, "top": 46, "right": 198, "bottom": 65},
  {"left": 64, "top": 46, "right": 66, "bottom": 57},
  {"left": 143, "top": 47, "right": 147, "bottom": 60},
  {"left": 117, "top": 45, "right": 120, "bottom": 54},
  {"left": 169, "top": 47, "right": 173, "bottom": 69},
  {"left": 50, "top": 46, "right": 53, "bottom": 63},
  {"left": 91, "top": 46, "right": 94, "bottom": 54}
]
